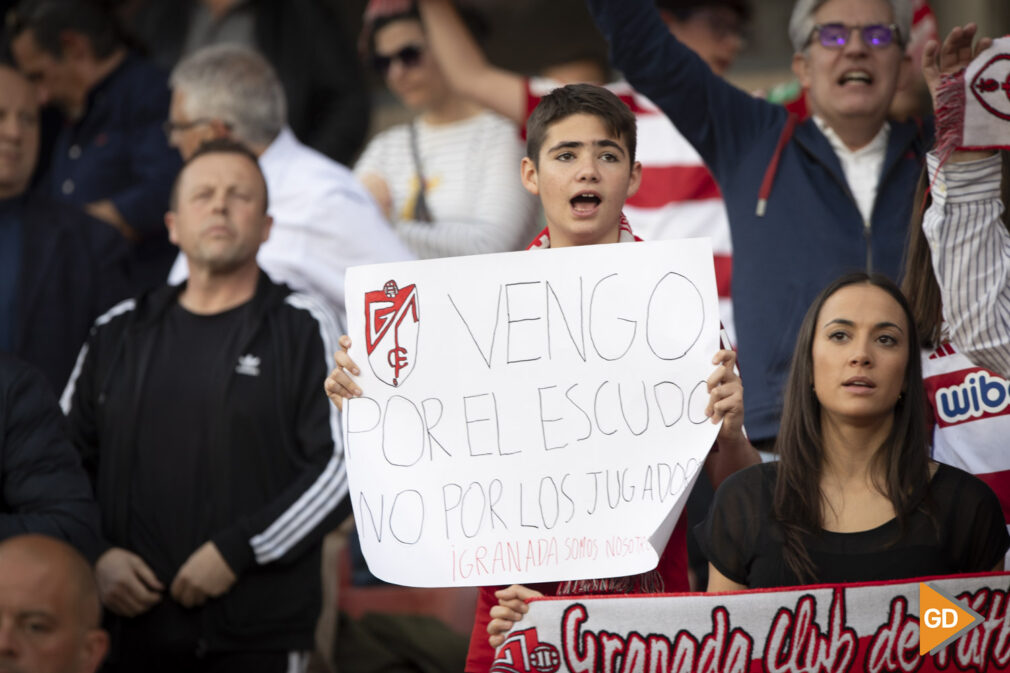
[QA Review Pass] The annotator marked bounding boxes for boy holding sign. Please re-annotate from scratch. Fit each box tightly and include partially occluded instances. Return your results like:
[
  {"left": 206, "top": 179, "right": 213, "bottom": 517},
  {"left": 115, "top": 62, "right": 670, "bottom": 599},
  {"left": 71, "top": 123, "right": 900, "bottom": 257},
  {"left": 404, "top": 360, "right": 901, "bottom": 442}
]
[{"left": 325, "top": 84, "right": 758, "bottom": 670}]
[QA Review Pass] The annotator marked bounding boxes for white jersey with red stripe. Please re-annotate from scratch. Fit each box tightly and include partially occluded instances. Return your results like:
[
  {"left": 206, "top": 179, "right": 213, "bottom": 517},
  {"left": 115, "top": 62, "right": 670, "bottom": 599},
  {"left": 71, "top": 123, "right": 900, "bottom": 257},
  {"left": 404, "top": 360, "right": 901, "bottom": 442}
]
[
  {"left": 922, "top": 342, "right": 1010, "bottom": 564},
  {"left": 524, "top": 77, "right": 735, "bottom": 344}
]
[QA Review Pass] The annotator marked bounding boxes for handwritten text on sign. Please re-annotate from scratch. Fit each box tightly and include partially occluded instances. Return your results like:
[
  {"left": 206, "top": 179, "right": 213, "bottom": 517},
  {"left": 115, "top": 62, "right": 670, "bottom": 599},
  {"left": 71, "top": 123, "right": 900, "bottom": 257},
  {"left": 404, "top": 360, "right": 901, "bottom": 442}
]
[{"left": 342, "top": 240, "right": 721, "bottom": 587}]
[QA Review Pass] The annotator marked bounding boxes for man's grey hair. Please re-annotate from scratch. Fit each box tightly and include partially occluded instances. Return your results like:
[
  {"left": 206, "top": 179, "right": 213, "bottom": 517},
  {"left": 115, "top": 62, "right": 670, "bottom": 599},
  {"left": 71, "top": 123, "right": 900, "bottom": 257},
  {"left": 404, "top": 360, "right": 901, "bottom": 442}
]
[
  {"left": 788, "top": 0, "right": 912, "bottom": 54},
  {"left": 170, "top": 45, "right": 287, "bottom": 148}
]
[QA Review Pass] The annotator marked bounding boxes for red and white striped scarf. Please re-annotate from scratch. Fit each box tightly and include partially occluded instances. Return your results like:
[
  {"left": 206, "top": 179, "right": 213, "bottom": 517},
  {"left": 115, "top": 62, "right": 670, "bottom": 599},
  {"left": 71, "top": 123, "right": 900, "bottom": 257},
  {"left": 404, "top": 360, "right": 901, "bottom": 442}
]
[
  {"left": 526, "top": 213, "right": 641, "bottom": 250},
  {"left": 934, "top": 36, "right": 1010, "bottom": 164}
]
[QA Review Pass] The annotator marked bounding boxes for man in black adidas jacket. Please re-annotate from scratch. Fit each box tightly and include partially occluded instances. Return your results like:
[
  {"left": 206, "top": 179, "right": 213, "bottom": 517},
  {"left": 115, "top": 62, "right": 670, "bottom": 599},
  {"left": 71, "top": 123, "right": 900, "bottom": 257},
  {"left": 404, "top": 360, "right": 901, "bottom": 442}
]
[{"left": 61, "top": 139, "right": 347, "bottom": 672}]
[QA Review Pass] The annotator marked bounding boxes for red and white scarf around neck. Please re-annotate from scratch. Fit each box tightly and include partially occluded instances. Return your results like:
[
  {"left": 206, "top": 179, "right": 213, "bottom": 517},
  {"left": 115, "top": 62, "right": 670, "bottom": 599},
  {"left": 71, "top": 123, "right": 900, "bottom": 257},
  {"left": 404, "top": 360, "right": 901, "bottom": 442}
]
[{"left": 526, "top": 213, "right": 641, "bottom": 250}]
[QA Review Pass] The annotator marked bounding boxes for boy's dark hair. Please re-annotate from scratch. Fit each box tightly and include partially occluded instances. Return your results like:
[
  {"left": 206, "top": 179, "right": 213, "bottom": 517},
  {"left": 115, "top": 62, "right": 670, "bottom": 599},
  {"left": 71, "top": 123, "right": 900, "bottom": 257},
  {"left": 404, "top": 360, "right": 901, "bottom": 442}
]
[
  {"left": 170, "top": 137, "right": 269, "bottom": 213},
  {"left": 526, "top": 83, "right": 637, "bottom": 168},
  {"left": 655, "top": 0, "right": 752, "bottom": 23},
  {"left": 6, "top": 0, "right": 123, "bottom": 59}
]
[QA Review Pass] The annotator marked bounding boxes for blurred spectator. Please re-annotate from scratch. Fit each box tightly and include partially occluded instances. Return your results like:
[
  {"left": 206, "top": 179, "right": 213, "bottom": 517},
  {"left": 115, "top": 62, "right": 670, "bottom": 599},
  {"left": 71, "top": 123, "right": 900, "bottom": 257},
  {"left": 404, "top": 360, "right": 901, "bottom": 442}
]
[
  {"left": 355, "top": 1, "right": 539, "bottom": 259},
  {"left": 0, "top": 61, "right": 129, "bottom": 393},
  {"left": 164, "top": 44, "right": 413, "bottom": 325},
  {"left": 0, "top": 354, "right": 102, "bottom": 560},
  {"left": 0, "top": 534, "right": 109, "bottom": 673},
  {"left": 587, "top": 0, "right": 933, "bottom": 448},
  {"left": 6, "top": 0, "right": 181, "bottom": 293},
  {"left": 538, "top": 52, "right": 610, "bottom": 87},
  {"left": 906, "top": 152, "right": 1010, "bottom": 566},
  {"left": 918, "top": 29, "right": 1010, "bottom": 378},
  {"left": 119, "top": 0, "right": 370, "bottom": 166},
  {"left": 904, "top": 27, "right": 1010, "bottom": 552},
  {"left": 923, "top": 153, "right": 1010, "bottom": 373},
  {"left": 417, "top": 0, "right": 747, "bottom": 340}
]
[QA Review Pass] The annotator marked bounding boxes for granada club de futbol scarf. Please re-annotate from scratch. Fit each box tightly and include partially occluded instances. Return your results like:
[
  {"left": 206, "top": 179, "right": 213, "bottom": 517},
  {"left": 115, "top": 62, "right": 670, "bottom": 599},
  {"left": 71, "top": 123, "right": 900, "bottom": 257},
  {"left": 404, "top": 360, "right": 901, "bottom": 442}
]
[{"left": 491, "top": 571, "right": 1010, "bottom": 673}]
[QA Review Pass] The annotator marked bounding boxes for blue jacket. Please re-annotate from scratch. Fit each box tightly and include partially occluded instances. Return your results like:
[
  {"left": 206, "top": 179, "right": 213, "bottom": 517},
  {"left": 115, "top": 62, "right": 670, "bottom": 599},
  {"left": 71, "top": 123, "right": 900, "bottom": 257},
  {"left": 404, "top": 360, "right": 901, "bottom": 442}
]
[
  {"left": 0, "top": 353, "right": 102, "bottom": 560},
  {"left": 42, "top": 52, "right": 181, "bottom": 292},
  {"left": 587, "top": 0, "right": 932, "bottom": 441},
  {"left": 12, "top": 195, "right": 130, "bottom": 393}
]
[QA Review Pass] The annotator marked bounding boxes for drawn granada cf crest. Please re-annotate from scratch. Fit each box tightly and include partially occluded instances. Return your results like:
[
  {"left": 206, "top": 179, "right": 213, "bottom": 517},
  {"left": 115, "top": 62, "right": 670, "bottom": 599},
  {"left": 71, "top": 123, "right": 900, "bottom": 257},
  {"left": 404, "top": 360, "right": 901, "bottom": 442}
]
[
  {"left": 364, "top": 280, "right": 420, "bottom": 387},
  {"left": 971, "top": 54, "right": 1010, "bottom": 122}
]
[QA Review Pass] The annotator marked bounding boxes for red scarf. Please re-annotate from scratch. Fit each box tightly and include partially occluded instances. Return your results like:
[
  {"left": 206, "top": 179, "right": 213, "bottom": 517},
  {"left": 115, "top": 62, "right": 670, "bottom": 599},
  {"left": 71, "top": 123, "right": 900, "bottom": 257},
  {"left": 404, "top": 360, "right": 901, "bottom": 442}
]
[{"left": 526, "top": 213, "right": 641, "bottom": 250}]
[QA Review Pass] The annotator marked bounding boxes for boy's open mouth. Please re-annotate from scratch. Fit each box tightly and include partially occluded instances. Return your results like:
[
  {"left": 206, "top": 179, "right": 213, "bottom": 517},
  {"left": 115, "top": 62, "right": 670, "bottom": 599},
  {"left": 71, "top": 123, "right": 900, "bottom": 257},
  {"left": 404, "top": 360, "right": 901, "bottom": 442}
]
[{"left": 570, "top": 192, "right": 601, "bottom": 215}]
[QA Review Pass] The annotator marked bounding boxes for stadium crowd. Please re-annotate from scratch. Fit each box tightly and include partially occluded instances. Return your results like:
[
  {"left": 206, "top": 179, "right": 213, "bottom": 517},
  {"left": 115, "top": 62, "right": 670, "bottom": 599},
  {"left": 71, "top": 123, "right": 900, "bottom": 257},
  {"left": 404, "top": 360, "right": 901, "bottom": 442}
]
[{"left": 0, "top": 0, "right": 1007, "bottom": 671}]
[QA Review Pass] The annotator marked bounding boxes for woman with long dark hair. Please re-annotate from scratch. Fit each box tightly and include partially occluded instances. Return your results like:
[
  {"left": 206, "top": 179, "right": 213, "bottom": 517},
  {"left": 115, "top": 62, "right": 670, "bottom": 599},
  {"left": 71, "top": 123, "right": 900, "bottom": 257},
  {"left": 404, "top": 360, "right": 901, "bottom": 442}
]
[{"left": 699, "top": 273, "right": 1007, "bottom": 588}]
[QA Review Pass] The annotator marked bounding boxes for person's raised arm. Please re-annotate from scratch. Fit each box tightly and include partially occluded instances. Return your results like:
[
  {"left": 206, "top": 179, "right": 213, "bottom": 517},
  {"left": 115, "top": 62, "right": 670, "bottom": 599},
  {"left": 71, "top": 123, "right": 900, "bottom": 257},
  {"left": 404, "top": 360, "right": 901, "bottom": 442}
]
[
  {"left": 922, "top": 153, "right": 1010, "bottom": 373},
  {"left": 922, "top": 23, "right": 993, "bottom": 166},
  {"left": 417, "top": 0, "right": 527, "bottom": 124},
  {"left": 584, "top": 0, "right": 781, "bottom": 172},
  {"left": 921, "top": 26, "right": 1010, "bottom": 374}
]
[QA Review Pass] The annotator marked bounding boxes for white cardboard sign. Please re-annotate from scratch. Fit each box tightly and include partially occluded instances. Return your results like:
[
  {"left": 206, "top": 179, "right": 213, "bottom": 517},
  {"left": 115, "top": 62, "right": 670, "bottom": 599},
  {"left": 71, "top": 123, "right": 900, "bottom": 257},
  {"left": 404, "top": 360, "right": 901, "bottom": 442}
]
[{"left": 342, "top": 239, "right": 721, "bottom": 587}]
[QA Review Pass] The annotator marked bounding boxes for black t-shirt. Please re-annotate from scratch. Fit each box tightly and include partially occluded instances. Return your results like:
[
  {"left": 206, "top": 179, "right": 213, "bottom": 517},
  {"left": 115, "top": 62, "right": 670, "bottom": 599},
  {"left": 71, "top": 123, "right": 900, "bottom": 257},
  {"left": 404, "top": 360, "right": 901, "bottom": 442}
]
[
  {"left": 128, "top": 300, "right": 250, "bottom": 649},
  {"left": 697, "top": 461, "right": 1009, "bottom": 588}
]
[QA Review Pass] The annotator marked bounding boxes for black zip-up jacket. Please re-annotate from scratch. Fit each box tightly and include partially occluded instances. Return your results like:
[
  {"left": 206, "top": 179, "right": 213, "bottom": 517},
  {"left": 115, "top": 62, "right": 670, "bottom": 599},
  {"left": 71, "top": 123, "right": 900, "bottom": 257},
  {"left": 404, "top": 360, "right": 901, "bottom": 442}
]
[{"left": 62, "top": 272, "right": 349, "bottom": 653}]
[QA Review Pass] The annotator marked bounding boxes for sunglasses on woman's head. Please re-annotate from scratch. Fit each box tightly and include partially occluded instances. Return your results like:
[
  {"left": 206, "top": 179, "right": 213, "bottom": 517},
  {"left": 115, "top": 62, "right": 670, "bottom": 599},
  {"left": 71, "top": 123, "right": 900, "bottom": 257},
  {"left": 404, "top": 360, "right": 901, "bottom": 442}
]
[
  {"left": 810, "top": 23, "right": 900, "bottom": 49},
  {"left": 373, "top": 44, "right": 424, "bottom": 75}
]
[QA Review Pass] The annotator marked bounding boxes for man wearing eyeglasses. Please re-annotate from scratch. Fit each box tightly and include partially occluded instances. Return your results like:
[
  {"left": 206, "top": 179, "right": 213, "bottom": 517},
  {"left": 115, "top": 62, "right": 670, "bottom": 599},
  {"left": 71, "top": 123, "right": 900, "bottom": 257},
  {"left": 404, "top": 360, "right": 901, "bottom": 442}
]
[
  {"left": 587, "top": 0, "right": 930, "bottom": 450},
  {"left": 162, "top": 44, "right": 414, "bottom": 328}
]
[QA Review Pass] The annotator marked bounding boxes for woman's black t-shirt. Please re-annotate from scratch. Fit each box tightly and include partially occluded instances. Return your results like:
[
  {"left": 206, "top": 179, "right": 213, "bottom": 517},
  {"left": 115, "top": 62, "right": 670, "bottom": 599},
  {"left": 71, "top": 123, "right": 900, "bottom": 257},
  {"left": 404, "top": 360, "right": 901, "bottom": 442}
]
[{"left": 696, "top": 461, "right": 1009, "bottom": 588}]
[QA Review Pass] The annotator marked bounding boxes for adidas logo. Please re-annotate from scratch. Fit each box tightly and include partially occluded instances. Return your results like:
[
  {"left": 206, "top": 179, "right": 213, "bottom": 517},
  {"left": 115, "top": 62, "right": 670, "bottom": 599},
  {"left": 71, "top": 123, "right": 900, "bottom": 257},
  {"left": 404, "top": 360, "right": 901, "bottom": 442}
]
[
  {"left": 236, "top": 354, "right": 261, "bottom": 376},
  {"left": 929, "top": 343, "right": 957, "bottom": 360}
]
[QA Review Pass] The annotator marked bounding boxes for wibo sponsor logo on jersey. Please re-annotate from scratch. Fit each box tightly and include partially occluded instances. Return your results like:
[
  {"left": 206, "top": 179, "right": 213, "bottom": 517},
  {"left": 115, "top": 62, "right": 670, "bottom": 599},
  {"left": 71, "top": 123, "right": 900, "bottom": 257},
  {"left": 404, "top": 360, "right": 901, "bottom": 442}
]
[{"left": 931, "top": 369, "right": 1010, "bottom": 427}]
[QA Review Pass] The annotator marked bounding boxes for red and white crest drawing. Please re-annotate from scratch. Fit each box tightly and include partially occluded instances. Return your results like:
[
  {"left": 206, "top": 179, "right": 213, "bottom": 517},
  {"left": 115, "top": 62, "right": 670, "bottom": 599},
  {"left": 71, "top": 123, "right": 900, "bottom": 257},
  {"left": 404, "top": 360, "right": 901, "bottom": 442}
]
[
  {"left": 971, "top": 54, "right": 1010, "bottom": 122},
  {"left": 364, "top": 280, "right": 420, "bottom": 387}
]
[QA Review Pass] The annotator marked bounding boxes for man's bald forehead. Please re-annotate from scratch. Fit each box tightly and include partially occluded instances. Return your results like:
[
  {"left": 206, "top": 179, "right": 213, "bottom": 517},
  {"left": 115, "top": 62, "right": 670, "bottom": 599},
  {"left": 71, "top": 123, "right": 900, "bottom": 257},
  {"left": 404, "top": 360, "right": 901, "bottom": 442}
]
[
  {"left": 0, "top": 62, "right": 36, "bottom": 98},
  {"left": 0, "top": 62, "right": 28, "bottom": 82},
  {"left": 0, "top": 534, "right": 101, "bottom": 628}
]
